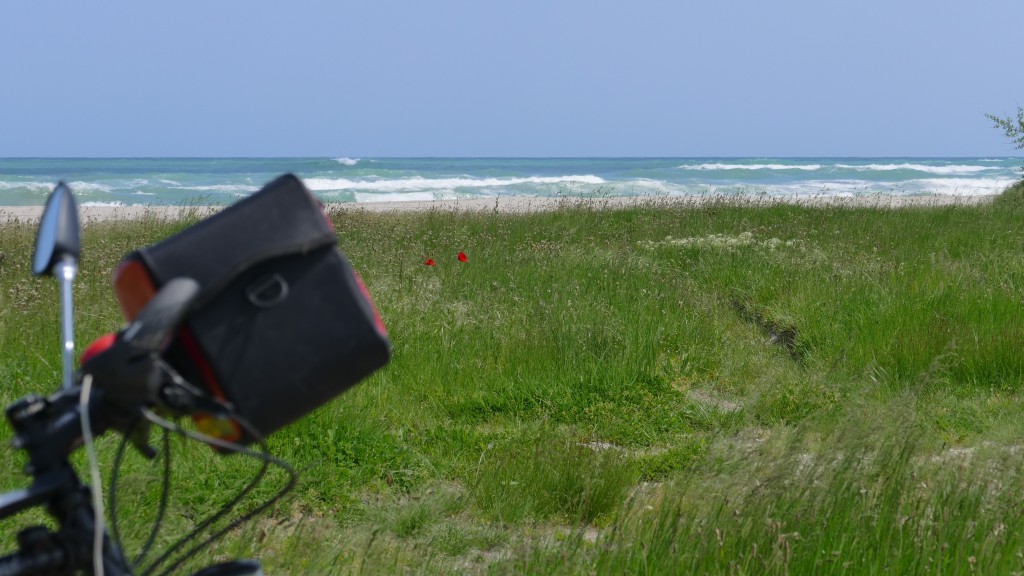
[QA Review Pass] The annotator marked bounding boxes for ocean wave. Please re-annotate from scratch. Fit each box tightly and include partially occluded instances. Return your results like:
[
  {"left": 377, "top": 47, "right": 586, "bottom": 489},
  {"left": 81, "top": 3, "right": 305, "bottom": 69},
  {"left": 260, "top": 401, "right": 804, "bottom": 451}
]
[
  {"left": 0, "top": 181, "right": 53, "bottom": 191},
  {"left": 678, "top": 163, "right": 824, "bottom": 171},
  {"left": 2, "top": 159, "right": 1013, "bottom": 207},
  {"left": 113, "top": 178, "right": 152, "bottom": 188},
  {"left": 355, "top": 191, "right": 437, "bottom": 203},
  {"left": 899, "top": 177, "right": 1017, "bottom": 196},
  {"left": 81, "top": 201, "right": 127, "bottom": 207},
  {"left": 68, "top": 181, "right": 114, "bottom": 193},
  {"left": 706, "top": 178, "right": 1014, "bottom": 197},
  {"left": 677, "top": 162, "right": 995, "bottom": 176},
  {"left": 623, "top": 178, "right": 686, "bottom": 194},
  {"left": 171, "top": 184, "right": 261, "bottom": 193},
  {"left": 305, "top": 175, "right": 606, "bottom": 192},
  {"left": 624, "top": 179, "right": 852, "bottom": 197},
  {"left": 834, "top": 163, "right": 994, "bottom": 175},
  {"left": 630, "top": 179, "right": 671, "bottom": 192}
]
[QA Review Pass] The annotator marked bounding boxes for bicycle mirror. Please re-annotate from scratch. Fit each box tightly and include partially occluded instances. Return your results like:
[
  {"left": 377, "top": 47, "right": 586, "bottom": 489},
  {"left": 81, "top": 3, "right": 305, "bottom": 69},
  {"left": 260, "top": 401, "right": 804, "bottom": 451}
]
[{"left": 32, "top": 182, "right": 80, "bottom": 276}]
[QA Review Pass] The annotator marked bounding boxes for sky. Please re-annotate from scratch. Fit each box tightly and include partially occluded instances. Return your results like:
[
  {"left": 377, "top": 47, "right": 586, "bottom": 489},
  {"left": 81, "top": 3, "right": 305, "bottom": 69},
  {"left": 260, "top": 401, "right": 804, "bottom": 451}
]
[{"left": 1, "top": 1, "right": 1022, "bottom": 157}]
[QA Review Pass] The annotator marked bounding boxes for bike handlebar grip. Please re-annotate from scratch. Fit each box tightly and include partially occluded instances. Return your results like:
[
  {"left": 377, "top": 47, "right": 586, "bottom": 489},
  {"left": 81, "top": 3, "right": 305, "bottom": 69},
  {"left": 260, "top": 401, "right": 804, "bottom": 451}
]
[{"left": 0, "top": 548, "right": 66, "bottom": 576}]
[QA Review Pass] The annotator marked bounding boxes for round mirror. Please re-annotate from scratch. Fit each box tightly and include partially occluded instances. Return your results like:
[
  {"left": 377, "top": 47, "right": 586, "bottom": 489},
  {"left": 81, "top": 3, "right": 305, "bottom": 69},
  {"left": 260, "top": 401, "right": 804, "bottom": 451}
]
[{"left": 31, "top": 182, "right": 80, "bottom": 276}]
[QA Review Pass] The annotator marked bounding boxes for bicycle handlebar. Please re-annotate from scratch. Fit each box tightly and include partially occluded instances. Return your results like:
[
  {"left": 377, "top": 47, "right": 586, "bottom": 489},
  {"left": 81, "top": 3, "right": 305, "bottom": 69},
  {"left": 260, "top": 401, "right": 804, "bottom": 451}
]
[
  {"left": 6, "top": 183, "right": 273, "bottom": 575},
  {"left": 0, "top": 279, "right": 213, "bottom": 575}
]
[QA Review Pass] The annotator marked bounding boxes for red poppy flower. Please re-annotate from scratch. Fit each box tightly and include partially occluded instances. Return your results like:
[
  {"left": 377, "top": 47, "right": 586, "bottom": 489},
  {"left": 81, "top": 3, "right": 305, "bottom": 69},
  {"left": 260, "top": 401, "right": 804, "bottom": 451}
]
[
  {"left": 424, "top": 258, "right": 436, "bottom": 266},
  {"left": 457, "top": 251, "right": 468, "bottom": 263}
]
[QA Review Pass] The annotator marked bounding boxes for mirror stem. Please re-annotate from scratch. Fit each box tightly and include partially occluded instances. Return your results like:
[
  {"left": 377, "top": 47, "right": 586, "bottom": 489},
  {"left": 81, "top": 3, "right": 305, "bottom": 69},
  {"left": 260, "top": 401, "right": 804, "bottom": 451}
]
[{"left": 57, "top": 255, "right": 78, "bottom": 390}]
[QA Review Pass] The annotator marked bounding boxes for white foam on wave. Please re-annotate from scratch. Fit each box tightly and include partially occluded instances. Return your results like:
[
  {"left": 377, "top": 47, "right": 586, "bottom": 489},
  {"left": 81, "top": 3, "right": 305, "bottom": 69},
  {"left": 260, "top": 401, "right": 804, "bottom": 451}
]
[
  {"left": 835, "top": 163, "right": 994, "bottom": 175},
  {"left": 899, "top": 177, "right": 1017, "bottom": 196},
  {"left": 335, "top": 157, "right": 360, "bottom": 166},
  {"left": 68, "top": 181, "right": 114, "bottom": 193},
  {"left": 172, "top": 184, "right": 261, "bottom": 193},
  {"left": 355, "top": 191, "right": 437, "bottom": 203},
  {"left": 132, "top": 191, "right": 156, "bottom": 196},
  {"left": 679, "top": 163, "right": 824, "bottom": 171},
  {"left": 0, "top": 181, "right": 53, "bottom": 191},
  {"left": 624, "top": 178, "right": 866, "bottom": 198},
  {"left": 113, "top": 178, "right": 152, "bottom": 188},
  {"left": 625, "top": 178, "right": 679, "bottom": 194},
  {"left": 82, "top": 201, "right": 127, "bottom": 207},
  {"left": 305, "top": 175, "right": 605, "bottom": 193},
  {"left": 692, "top": 178, "right": 1015, "bottom": 198},
  {"left": 679, "top": 162, "right": 1001, "bottom": 176}
]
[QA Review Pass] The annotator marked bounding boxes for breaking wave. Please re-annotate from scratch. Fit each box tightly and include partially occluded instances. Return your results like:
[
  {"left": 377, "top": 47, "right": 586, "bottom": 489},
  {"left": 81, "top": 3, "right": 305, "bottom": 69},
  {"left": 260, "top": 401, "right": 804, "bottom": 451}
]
[{"left": 305, "top": 175, "right": 606, "bottom": 192}]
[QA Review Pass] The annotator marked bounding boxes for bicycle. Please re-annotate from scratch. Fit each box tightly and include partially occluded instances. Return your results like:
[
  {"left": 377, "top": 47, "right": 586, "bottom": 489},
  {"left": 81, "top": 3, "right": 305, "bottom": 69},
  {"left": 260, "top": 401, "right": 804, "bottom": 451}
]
[{"left": 0, "top": 181, "right": 382, "bottom": 575}]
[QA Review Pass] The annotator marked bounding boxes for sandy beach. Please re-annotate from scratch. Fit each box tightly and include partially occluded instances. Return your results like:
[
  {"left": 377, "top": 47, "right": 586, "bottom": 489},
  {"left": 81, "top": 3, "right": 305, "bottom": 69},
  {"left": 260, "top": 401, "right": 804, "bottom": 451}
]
[{"left": 0, "top": 194, "right": 996, "bottom": 224}]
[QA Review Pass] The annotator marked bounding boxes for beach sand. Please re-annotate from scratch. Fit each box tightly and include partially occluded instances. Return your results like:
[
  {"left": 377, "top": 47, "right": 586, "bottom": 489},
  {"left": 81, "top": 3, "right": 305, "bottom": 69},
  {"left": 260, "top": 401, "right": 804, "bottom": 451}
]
[{"left": 0, "top": 194, "right": 995, "bottom": 224}]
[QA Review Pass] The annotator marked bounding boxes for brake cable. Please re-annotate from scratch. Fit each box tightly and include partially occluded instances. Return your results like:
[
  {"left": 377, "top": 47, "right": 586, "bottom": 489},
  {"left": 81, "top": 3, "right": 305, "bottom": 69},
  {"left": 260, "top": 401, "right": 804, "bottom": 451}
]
[
  {"left": 136, "top": 408, "right": 298, "bottom": 576},
  {"left": 109, "top": 419, "right": 172, "bottom": 570},
  {"left": 80, "top": 374, "right": 106, "bottom": 576}
]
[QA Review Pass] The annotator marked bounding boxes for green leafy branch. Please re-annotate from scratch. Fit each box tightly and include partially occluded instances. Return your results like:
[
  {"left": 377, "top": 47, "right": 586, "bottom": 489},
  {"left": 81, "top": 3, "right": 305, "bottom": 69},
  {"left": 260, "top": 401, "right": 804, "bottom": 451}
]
[{"left": 986, "top": 107, "right": 1024, "bottom": 150}]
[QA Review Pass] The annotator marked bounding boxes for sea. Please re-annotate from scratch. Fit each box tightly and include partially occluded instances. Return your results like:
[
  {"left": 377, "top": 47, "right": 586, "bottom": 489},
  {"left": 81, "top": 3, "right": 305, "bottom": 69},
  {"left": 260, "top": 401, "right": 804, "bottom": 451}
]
[{"left": 0, "top": 157, "right": 1020, "bottom": 207}]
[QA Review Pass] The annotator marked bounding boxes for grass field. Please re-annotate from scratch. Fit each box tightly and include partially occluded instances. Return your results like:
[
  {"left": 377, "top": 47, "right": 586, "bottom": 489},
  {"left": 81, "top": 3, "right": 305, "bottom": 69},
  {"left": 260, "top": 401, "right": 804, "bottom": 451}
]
[{"left": 2, "top": 183, "right": 1024, "bottom": 574}]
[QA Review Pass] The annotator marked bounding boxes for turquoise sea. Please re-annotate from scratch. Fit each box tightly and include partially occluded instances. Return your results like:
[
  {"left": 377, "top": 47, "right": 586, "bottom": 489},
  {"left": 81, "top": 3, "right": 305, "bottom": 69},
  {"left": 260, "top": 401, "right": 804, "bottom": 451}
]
[{"left": 0, "top": 157, "right": 1020, "bottom": 206}]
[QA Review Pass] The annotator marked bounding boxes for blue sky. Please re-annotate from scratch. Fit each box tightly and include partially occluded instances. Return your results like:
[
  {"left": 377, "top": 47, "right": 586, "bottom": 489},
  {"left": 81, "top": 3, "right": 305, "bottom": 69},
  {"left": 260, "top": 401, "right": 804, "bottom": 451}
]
[{"left": 1, "top": 1, "right": 1022, "bottom": 157}]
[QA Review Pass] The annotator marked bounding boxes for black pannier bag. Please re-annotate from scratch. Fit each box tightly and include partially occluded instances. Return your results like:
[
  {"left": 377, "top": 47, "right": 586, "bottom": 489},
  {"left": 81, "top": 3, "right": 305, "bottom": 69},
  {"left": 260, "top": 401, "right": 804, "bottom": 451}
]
[{"left": 114, "top": 174, "right": 391, "bottom": 445}]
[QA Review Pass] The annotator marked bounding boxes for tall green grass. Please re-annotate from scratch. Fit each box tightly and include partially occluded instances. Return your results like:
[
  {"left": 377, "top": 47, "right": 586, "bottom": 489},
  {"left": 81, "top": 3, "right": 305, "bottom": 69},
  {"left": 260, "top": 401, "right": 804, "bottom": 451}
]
[{"left": 1, "top": 191, "right": 1023, "bottom": 574}]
